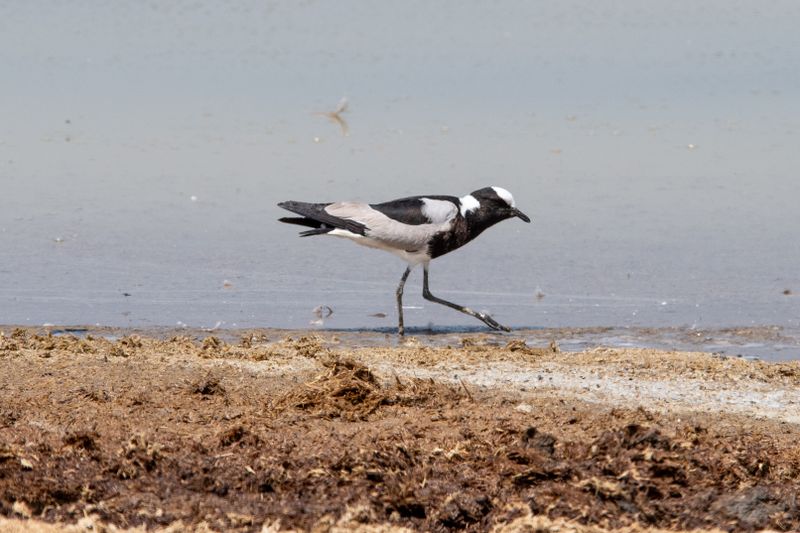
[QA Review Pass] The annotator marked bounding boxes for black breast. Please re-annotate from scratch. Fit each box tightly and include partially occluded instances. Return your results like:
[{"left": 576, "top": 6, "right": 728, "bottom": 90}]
[
  {"left": 427, "top": 216, "right": 471, "bottom": 258},
  {"left": 427, "top": 211, "right": 506, "bottom": 259}
]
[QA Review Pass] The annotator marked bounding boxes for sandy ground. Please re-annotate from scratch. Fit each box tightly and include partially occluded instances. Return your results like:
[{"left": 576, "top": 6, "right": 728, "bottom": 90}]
[{"left": 1, "top": 327, "right": 799, "bottom": 532}]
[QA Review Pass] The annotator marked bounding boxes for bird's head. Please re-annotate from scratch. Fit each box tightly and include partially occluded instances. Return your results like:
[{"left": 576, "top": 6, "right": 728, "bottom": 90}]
[{"left": 463, "top": 186, "right": 531, "bottom": 223}]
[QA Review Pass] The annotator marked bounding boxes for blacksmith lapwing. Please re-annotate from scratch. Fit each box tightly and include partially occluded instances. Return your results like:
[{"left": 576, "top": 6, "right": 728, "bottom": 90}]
[{"left": 278, "top": 186, "right": 530, "bottom": 335}]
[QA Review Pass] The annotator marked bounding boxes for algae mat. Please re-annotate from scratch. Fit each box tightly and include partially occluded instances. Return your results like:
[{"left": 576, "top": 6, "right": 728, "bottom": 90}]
[{"left": 1, "top": 329, "right": 799, "bottom": 532}]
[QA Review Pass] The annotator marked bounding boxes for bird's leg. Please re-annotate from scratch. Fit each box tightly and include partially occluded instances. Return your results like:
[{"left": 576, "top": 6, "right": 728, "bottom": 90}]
[
  {"left": 422, "top": 266, "right": 511, "bottom": 332},
  {"left": 396, "top": 266, "right": 412, "bottom": 336}
]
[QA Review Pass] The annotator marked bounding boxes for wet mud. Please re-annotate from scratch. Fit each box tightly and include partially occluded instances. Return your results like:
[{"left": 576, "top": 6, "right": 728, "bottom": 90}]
[{"left": 1, "top": 328, "right": 799, "bottom": 532}]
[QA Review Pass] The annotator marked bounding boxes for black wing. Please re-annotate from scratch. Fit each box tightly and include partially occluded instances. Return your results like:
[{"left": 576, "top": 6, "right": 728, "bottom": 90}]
[{"left": 369, "top": 195, "right": 459, "bottom": 226}]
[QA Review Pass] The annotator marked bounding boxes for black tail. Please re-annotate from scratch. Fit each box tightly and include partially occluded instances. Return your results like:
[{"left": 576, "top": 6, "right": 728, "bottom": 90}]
[
  {"left": 279, "top": 216, "right": 323, "bottom": 229},
  {"left": 278, "top": 216, "right": 333, "bottom": 237},
  {"left": 299, "top": 228, "right": 333, "bottom": 237},
  {"left": 277, "top": 201, "right": 367, "bottom": 236}
]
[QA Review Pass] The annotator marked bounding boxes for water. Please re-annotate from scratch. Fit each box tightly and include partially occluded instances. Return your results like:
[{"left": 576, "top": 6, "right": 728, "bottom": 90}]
[{"left": 1, "top": 2, "right": 799, "bottom": 359}]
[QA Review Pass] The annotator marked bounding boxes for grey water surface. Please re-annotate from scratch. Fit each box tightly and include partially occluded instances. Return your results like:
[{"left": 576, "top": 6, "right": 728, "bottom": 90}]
[{"left": 1, "top": 2, "right": 799, "bottom": 359}]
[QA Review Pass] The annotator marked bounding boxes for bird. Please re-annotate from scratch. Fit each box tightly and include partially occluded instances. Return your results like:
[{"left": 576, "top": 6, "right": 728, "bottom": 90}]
[{"left": 277, "top": 186, "right": 530, "bottom": 335}]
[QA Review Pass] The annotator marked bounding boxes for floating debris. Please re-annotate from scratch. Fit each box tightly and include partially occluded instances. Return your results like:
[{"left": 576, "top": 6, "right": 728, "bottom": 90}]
[
  {"left": 313, "top": 97, "right": 349, "bottom": 136},
  {"left": 370, "top": 312, "right": 387, "bottom": 318},
  {"left": 52, "top": 237, "right": 64, "bottom": 243},
  {"left": 190, "top": 195, "right": 198, "bottom": 202},
  {"left": 203, "top": 321, "right": 223, "bottom": 332},
  {"left": 687, "top": 143, "right": 697, "bottom": 150},
  {"left": 784, "top": 289, "right": 793, "bottom": 295},
  {"left": 535, "top": 287, "right": 545, "bottom": 300},
  {"left": 313, "top": 305, "right": 334, "bottom": 319},
  {"left": 310, "top": 305, "right": 332, "bottom": 326},
  {"left": 222, "top": 279, "right": 233, "bottom": 289}
]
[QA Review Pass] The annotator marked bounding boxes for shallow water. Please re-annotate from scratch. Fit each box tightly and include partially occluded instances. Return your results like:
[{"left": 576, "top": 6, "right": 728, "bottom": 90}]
[{"left": 1, "top": 2, "right": 799, "bottom": 359}]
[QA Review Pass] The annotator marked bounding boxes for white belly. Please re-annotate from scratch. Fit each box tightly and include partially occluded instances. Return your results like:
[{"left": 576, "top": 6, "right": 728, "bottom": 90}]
[{"left": 328, "top": 229, "right": 431, "bottom": 265}]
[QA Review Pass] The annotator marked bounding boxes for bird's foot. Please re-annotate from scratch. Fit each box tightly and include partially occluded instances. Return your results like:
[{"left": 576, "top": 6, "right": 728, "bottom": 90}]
[{"left": 478, "top": 313, "right": 511, "bottom": 332}]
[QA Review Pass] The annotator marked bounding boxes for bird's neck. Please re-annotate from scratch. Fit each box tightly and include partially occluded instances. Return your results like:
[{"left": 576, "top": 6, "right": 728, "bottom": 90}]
[
  {"left": 464, "top": 210, "right": 505, "bottom": 239},
  {"left": 427, "top": 212, "right": 505, "bottom": 259}
]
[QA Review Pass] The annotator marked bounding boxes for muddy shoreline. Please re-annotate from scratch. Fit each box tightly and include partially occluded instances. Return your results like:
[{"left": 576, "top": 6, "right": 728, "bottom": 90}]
[
  {"left": 1, "top": 328, "right": 799, "bottom": 532},
  {"left": 7, "top": 323, "right": 800, "bottom": 361}
]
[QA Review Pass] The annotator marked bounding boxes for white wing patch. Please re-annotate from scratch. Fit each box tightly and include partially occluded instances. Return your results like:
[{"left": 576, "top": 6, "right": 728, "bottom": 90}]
[
  {"left": 421, "top": 198, "right": 457, "bottom": 224},
  {"left": 491, "top": 186, "right": 516, "bottom": 207},
  {"left": 459, "top": 194, "right": 480, "bottom": 216}
]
